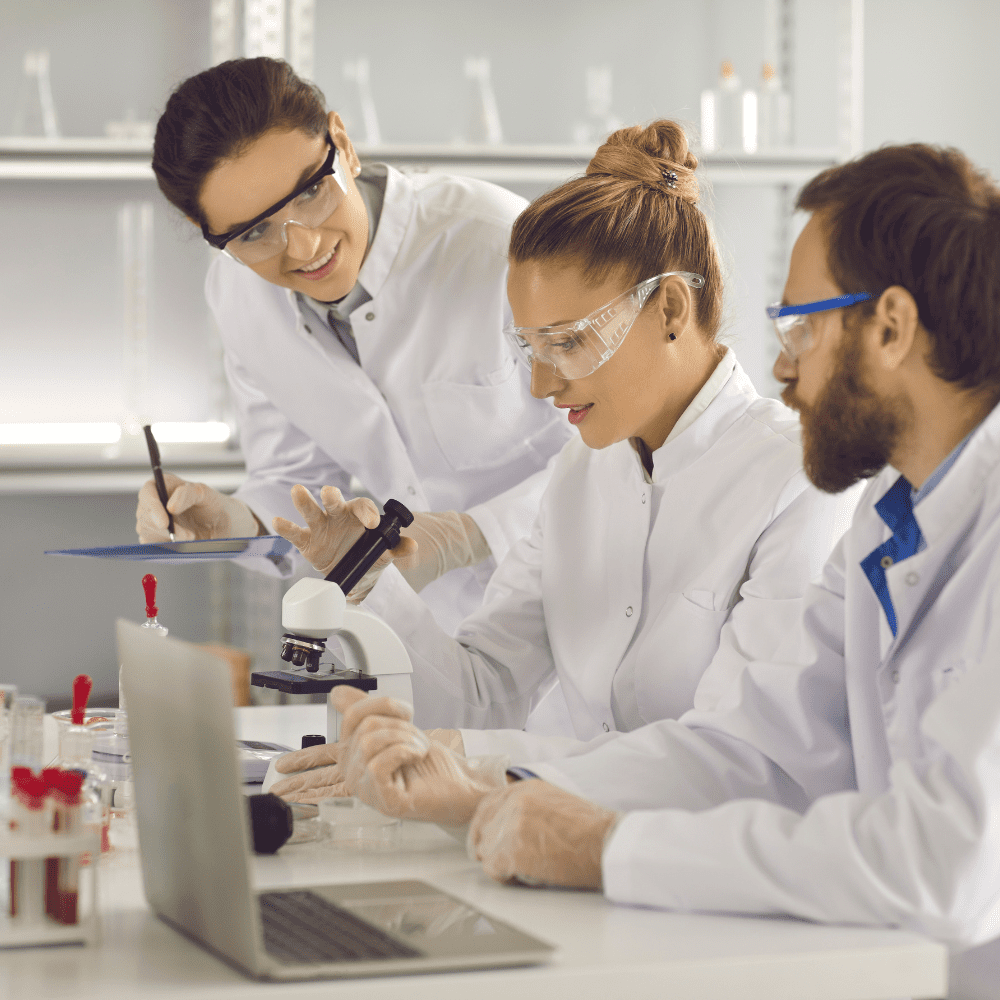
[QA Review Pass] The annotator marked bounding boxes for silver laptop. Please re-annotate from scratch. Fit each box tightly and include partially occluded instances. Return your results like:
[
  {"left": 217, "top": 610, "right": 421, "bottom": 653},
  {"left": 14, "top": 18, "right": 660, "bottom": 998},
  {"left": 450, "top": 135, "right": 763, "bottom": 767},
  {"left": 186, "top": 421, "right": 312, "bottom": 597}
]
[{"left": 117, "top": 619, "right": 554, "bottom": 981}]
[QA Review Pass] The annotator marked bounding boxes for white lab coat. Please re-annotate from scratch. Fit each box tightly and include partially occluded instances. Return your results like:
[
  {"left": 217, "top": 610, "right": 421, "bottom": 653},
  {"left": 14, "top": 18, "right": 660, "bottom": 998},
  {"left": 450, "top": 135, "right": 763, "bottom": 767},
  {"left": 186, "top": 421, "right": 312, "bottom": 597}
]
[
  {"left": 206, "top": 167, "right": 573, "bottom": 632},
  {"left": 532, "top": 399, "right": 1000, "bottom": 1000},
  {"left": 364, "top": 353, "right": 860, "bottom": 750}
]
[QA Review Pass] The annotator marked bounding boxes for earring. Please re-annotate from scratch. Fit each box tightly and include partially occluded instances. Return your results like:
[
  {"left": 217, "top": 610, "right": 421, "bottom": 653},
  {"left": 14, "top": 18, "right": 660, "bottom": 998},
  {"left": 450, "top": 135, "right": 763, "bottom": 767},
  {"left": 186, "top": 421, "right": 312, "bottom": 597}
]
[
  {"left": 352, "top": 165, "right": 361, "bottom": 177},
  {"left": 668, "top": 333, "right": 676, "bottom": 341}
]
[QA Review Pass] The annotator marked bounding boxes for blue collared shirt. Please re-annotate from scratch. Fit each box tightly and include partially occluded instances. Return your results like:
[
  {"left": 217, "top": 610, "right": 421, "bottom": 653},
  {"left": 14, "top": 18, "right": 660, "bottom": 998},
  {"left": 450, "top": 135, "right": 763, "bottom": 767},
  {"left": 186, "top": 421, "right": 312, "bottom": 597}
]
[{"left": 862, "top": 430, "right": 975, "bottom": 635}]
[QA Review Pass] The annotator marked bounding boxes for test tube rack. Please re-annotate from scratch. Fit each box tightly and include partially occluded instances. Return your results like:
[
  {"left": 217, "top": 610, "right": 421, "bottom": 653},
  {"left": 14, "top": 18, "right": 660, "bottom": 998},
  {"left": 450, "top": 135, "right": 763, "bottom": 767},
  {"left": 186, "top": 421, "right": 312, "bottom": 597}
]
[{"left": 0, "top": 830, "right": 100, "bottom": 947}]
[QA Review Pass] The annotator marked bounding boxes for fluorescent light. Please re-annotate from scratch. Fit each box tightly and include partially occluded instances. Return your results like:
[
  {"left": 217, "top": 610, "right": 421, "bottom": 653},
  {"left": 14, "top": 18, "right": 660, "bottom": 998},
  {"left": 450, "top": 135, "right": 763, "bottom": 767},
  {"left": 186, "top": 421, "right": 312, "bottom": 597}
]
[
  {"left": 149, "top": 422, "right": 231, "bottom": 443},
  {"left": 0, "top": 422, "right": 122, "bottom": 445}
]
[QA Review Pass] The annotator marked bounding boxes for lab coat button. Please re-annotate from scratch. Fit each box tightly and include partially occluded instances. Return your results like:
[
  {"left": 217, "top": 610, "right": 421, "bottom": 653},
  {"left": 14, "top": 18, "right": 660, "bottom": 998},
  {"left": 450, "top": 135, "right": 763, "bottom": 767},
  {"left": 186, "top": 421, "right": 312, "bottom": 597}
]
[
  {"left": 905, "top": 571, "right": 919, "bottom": 585},
  {"left": 641, "top": 494, "right": 646, "bottom": 504},
  {"left": 365, "top": 312, "right": 375, "bottom": 321},
  {"left": 602, "top": 722, "right": 610, "bottom": 732},
  {"left": 880, "top": 555, "right": 894, "bottom": 569},
  {"left": 625, "top": 606, "right": 633, "bottom": 617},
  {"left": 892, "top": 670, "right": 900, "bottom": 684},
  {"left": 407, "top": 486, "right": 416, "bottom": 495}
]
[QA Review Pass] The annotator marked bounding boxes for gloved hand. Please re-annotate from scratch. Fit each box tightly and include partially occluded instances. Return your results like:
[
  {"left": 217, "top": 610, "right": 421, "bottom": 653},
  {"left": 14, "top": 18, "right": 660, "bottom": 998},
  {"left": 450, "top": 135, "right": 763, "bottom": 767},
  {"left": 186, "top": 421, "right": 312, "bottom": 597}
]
[
  {"left": 268, "top": 708, "right": 464, "bottom": 804},
  {"left": 468, "top": 780, "right": 621, "bottom": 890},
  {"left": 395, "top": 511, "right": 492, "bottom": 593},
  {"left": 268, "top": 741, "right": 347, "bottom": 803},
  {"left": 272, "top": 485, "right": 418, "bottom": 602},
  {"left": 334, "top": 687, "right": 506, "bottom": 826},
  {"left": 136, "top": 473, "right": 260, "bottom": 542}
]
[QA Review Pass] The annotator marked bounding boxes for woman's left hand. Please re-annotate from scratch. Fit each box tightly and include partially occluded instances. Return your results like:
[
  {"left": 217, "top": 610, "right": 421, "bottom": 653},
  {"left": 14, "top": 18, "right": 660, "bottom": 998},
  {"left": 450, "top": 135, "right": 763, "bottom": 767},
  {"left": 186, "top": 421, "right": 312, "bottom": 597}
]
[{"left": 273, "top": 484, "right": 417, "bottom": 601}]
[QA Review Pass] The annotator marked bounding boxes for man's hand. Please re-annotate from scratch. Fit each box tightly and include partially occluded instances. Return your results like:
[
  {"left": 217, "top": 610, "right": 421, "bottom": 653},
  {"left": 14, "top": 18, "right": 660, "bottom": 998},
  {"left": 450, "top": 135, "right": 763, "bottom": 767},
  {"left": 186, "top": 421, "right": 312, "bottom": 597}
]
[{"left": 468, "top": 780, "right": 620, "bottom": 890}]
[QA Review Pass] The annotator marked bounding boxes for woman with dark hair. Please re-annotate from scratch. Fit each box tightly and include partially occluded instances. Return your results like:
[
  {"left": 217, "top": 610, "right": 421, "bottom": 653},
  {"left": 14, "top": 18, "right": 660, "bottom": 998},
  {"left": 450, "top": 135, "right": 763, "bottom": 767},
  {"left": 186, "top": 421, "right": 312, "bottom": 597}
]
[
  {"left": 269, "top": 120, "right": 863, "bottom": 804},
  {"left": 136, "top": 57, "right": 572, "bottom": 638}
]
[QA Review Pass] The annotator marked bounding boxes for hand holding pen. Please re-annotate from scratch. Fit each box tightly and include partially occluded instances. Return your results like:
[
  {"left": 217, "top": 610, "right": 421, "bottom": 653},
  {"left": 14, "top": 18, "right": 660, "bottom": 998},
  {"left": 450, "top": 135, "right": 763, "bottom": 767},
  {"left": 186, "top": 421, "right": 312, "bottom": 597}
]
[
  {"left": 135, "top": 427, "right": 262, "bottom": 543},
  {"left": 142, "top": 425, "right": 175, "bottom": 541}
]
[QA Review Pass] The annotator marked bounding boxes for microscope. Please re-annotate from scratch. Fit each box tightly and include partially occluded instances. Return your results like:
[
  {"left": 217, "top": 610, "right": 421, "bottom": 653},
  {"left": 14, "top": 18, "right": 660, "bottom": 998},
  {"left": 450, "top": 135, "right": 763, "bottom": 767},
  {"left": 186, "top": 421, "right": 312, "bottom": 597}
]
[{"left": 252, "top": 499, "right": 414, "bottom": 791}]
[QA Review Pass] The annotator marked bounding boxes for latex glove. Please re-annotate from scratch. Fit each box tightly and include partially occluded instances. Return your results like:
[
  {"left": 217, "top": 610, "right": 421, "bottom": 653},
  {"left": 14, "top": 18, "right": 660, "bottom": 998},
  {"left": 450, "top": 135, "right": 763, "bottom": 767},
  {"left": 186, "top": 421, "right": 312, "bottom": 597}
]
[
  {"left": 269, "top": 720, "right": 465, "bottom": 803},
  {"left": 136, "top": 473, "right": 260, "bottom": 542},
  {"left": 268, "top": 690, "right": 412, "bottom": 803},
  {"left": 394, "top": 511, "right": 492, "bottom": 593},
  {"left": 334, "top": 687, "right": 507, "bottom": 826},
  {"left": 272, "top": 485, "right": 418, "bottom": 602},
  {"left": 468, "top": 780, "right": 621, "bottom": 890},
  {"left": 269, "top": 741, "right": 346, "bottom": 803}
]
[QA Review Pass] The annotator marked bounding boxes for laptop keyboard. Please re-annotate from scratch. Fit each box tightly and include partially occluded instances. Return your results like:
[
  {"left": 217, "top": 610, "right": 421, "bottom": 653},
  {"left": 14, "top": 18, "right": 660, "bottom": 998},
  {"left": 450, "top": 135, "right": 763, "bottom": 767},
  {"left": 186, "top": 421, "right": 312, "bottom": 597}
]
[{"left": 259, "top": 890, "right": 422, "bottom": 965}]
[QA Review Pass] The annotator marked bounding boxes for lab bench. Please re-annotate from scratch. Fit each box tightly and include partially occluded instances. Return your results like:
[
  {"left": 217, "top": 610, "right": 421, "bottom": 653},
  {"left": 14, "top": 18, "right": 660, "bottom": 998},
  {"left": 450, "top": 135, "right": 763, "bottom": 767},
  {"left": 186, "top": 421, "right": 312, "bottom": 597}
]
[{"left": 5, "top": 705, "right": 947, "bottom": 1000}]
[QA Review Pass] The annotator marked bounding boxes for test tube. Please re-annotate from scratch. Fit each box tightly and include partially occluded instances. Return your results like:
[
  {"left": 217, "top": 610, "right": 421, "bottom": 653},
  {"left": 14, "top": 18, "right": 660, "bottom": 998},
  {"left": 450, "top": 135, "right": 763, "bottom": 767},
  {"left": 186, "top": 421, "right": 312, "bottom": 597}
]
[
  {"left": 9, "top": 770, "right": 49, "bottom": 925},
  {"left": 50, "top": 770, "right": 84, "bottom": 924},
  {"left": 10, "top": 694, "right": 45, "bottom": 771}
]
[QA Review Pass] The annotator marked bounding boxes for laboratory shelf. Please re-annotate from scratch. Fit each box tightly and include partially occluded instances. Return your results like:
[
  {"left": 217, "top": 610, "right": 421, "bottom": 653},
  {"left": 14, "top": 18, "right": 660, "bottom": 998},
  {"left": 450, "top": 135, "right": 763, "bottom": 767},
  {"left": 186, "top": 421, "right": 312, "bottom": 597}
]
[{"left": 0, "top": 136, "right": 841, "bottom": 186}]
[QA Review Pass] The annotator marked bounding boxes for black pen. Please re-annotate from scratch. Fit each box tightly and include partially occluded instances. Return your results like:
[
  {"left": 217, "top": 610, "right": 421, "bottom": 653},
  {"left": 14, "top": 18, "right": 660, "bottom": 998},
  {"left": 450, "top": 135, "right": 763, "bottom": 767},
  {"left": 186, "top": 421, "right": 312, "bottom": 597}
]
[{"left": 142, "top": 424, "right": 175, "bottom": 542}]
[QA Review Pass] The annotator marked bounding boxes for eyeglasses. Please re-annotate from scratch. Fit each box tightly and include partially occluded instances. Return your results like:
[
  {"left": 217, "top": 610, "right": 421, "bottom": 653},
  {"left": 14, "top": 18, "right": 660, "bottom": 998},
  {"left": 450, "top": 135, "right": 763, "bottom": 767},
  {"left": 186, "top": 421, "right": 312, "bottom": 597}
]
[
  {"left": 201, "top": 134, "right": 350, "bottom": 266},
  {"left": 766, "top": 292, "right": 876, "bottom": 361},
  {"left": 504, "top": 271, "right": 706, "bottom": 381}
]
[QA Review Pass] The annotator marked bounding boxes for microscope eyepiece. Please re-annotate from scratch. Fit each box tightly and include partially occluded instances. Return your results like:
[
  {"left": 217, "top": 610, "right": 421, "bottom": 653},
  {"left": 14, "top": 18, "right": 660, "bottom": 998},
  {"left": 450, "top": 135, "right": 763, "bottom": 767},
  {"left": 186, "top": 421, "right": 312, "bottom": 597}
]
[{"left": 324, "top": 498, "right": 414, "bottom": 596}]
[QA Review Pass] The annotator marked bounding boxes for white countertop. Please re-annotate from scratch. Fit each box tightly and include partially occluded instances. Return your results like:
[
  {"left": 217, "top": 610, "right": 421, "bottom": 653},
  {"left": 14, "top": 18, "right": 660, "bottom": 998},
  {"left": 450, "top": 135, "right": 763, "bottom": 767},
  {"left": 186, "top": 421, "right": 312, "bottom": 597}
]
[{"left": 6, "top": 706, "right": 948, "bottom": 999}]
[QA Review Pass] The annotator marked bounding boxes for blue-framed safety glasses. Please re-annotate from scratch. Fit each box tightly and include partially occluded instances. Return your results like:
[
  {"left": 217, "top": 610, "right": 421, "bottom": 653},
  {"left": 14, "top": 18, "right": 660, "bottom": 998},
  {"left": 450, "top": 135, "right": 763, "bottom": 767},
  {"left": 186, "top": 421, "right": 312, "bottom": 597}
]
[{"left": 766, "top": 292, "right": 877, "bottom": 361}]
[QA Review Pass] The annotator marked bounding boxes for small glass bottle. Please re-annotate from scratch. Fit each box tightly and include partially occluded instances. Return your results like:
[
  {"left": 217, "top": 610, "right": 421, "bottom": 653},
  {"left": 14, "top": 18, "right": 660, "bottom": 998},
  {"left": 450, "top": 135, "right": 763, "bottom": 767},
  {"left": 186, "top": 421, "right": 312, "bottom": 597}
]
[
  {"left": 108, "top": 574, "right": 167, "bottom": 814},
  {"left": 757, "top": 62, "right": 792, "bottom": 151},
  {"left": 700, "top": 60, "right": 744, "bottom": 153}
]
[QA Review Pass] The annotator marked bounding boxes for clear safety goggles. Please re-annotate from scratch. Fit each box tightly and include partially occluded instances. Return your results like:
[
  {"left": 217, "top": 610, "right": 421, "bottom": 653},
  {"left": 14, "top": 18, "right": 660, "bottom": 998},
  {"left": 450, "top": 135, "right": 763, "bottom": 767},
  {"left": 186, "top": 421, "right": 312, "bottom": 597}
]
[
  {"left": 201, "top": 134, "right": 350, "bottom": 266},
  {"left": 766, "top": 292, "right": 876, "bottom": 361},
  {"left": 504, "top": 271, "right": 706, "bottom": 380}
]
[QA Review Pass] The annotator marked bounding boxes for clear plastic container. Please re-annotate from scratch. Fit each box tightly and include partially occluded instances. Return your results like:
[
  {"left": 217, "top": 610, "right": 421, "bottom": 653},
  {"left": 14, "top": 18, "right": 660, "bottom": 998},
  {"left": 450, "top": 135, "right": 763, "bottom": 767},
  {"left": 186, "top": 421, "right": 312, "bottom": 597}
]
[{"left": 319, "top": 797, "right": 401, "bottom": 850}]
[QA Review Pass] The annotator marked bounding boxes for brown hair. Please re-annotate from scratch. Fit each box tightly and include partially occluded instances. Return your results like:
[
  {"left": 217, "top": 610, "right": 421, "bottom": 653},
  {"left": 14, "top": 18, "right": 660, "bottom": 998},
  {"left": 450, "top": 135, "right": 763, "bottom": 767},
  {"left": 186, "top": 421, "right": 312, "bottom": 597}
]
[
  {"left": 152, "top": 57, "right": 328, "bottom": 228},
  {"left": 798, "top": 143, "right": 1000, "bottom": 393},
  {"left": 509, "top": 120, "right": 723, "bottom": 337}
]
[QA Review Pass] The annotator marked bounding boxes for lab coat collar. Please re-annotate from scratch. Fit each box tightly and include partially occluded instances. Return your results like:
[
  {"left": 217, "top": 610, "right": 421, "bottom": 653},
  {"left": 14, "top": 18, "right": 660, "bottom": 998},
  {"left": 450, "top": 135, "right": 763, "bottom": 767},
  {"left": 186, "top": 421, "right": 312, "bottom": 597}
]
[
  {"left": 906, "top": 397, "right": 1000, "bottom": 549},
  {"left": 354, "top": 166, "right": 414, "bottom": 300},
  {"left": 283, "top": 165, "right": 414, "bottom": 331},
  {"left": 632, "top": 349, "right": 751, "bottom": 484}
]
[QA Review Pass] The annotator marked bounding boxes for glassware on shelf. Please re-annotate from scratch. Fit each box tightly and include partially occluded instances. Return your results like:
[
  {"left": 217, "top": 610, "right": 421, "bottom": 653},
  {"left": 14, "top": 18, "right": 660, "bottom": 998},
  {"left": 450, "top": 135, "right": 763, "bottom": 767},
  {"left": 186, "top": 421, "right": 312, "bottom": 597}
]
[
  {"left": 700, "top": 60, "right": 754, "bottom": 154},
  {"left": 104, "top": 108, "right": 155, "bottom": 141},
  {"left": 342, "top": 57, "right": 381, "bottom": 145},
  {"left": 572, "top": 65, "right": 623, "bottom": 146},
  {"left": 460, "top": 57, "right": 503, "bottom": 145},
  {"left": 10, "top": 49, "right": 60, "bottom": 139},
  {"left": 757, "top": 62, "right": 792, "bottom": 151}
]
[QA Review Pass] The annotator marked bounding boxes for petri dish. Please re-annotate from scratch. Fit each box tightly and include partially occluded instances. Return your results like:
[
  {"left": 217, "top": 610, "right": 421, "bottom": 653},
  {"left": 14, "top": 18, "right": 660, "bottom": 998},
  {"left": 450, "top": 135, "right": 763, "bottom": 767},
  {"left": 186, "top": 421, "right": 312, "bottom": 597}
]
[{"left": 318, "top": 797, "right": 401, "bottom": 850}]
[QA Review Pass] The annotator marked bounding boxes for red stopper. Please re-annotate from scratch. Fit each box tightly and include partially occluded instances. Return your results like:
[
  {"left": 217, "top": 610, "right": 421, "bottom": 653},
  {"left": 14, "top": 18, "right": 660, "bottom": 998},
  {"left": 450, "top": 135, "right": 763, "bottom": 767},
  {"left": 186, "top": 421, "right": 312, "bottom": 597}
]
[
  {"left": 142, "top": 573, "right": 158, "bottom": 618},
  {"left": 13, "top": 772, "right": 48, "bottom": 809},
  {"left": 71, "top": 674, "right": 93, "bottom": 726}
]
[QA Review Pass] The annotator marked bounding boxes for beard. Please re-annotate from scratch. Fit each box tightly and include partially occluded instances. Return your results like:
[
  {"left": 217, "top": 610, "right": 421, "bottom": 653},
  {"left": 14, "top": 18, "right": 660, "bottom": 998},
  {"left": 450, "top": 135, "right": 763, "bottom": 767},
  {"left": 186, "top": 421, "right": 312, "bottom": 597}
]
[{"left": 783, "top": 331, "right": 909, "bottom": 494}]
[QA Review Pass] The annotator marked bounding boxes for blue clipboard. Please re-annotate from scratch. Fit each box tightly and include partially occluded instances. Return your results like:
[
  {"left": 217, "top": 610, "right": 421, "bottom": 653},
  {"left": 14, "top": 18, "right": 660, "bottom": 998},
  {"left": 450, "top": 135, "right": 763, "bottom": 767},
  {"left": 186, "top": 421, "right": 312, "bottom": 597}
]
[{"left": 45, "top": 535, "right": 294, "bottom": 567}]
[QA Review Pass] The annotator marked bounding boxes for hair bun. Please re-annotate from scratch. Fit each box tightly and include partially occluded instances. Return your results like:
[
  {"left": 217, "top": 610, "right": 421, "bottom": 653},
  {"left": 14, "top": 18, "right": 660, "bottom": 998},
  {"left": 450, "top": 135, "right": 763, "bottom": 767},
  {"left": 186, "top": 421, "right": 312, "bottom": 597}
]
[{"left": 585, "top": 120, "right": 700, "bottom": 204}]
